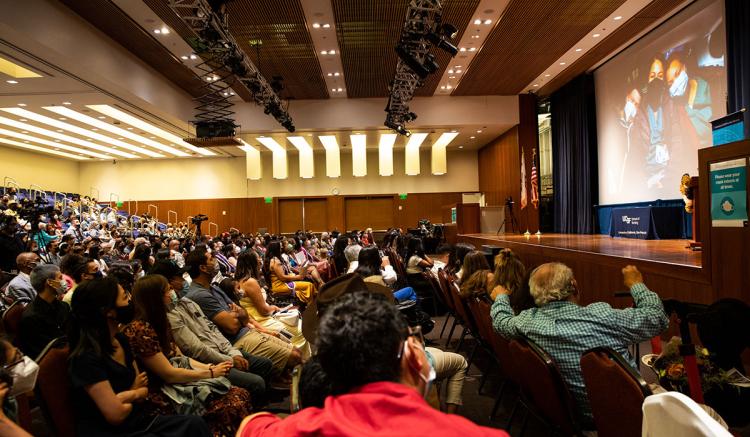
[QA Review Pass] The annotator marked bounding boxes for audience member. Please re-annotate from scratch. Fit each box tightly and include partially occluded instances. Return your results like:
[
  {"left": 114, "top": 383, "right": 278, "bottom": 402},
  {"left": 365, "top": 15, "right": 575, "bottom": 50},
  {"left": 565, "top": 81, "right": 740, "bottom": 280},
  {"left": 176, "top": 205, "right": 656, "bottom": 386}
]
[
  {"left": 491, "top": 263, "right": 669, "bottom": 426},
  {"left": 238, "top": 292, "right": 505, "bottom": 436},
  {"left": 458, "top": 250, "right": 491, "bottom": 286},
  {"left": 453, "top": 243, "right": 476, "bottom": 281},
  {"left": 68, "top": 277, "right": 211, "bottom": 436},
  {"left": 5, "top": 252, "right": 39, "bottom": 304},
  {"left": 185, "top": 248, "right": 302, "bottom": 376},
  {"left": 123, "top": 274, "right": 252, "bottom": 434},
  {"left": 62, "top": 255, "right": 99, "bottom": 304},
  {"left": 150, "top": 260, "right": 274, "bottom": 408},
  {"left": 18, "top": 264, "right": 69, "bottom": 358},
  {"left": 0, "top": 217, "right": 25, "bottom": 272},
  {"left": 355, "top": 246, "right": 416, "bottom": 302},
  {"left": 343, "top": 243, "right": 362, "bottom": 273},
  {"left": 263, "top": 241, "right": 316, "bottom": 304},
  {"left": 235, "top": 251, "right": 311, "bottom": 357},
  {"left": 489, "top": 249, "right": 534, "bottom": 313}
]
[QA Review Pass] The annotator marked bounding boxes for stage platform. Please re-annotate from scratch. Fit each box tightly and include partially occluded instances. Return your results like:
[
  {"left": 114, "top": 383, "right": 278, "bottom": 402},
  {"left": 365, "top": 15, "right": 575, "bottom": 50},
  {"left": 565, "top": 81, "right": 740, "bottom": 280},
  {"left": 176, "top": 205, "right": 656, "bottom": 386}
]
[{"left": 457, "top": 233, "right": 712, "bottom": 306}]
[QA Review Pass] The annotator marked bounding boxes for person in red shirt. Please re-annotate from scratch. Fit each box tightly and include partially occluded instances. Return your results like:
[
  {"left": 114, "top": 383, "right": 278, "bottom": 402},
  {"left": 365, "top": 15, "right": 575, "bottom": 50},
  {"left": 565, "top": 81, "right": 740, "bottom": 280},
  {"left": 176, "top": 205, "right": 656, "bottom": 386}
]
[{"left": 237, "top": 292, "right": 507, "bottom": 437}]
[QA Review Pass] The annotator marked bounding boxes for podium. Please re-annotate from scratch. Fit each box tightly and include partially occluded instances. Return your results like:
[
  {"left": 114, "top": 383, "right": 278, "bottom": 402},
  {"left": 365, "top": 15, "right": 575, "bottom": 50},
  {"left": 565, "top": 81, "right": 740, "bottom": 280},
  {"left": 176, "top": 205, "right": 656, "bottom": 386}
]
[{"left": 441, "top": 203, "right": 480, "bottom": 244}]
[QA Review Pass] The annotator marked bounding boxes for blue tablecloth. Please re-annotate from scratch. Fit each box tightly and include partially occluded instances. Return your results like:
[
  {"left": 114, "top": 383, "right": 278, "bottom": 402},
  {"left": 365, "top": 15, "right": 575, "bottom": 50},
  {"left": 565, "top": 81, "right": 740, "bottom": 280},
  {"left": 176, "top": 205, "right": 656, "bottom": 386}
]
[{"left": 609, "top": 206, "right": 685, "bottom": 240}]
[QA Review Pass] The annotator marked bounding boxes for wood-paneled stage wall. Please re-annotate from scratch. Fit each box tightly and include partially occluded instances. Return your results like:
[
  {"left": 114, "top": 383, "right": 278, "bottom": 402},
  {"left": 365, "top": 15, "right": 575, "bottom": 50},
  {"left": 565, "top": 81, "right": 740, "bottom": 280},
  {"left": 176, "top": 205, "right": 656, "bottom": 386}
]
[{"left": 121, "top": 192, "right": 463, "bottom": 235}]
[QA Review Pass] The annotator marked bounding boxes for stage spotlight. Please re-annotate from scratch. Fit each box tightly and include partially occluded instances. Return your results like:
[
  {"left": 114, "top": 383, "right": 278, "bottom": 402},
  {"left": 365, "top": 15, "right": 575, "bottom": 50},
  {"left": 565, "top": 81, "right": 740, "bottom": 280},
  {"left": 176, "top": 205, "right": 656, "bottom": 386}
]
[
  {"left": 426, "top": 32, "right": 458, "bottom": 56},
  {"left": 404, "top": 112, "right": 418, "bottom": 122},
  {"left": 440, "top": 23, "right": 458, "bottom": 39}
]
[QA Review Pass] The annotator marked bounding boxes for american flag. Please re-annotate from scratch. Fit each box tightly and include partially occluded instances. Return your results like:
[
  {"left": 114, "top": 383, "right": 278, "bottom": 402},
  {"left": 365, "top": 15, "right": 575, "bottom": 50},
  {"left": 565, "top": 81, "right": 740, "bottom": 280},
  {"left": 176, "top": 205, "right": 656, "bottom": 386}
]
[{"left": 531, "top": 148, "right": 539, "bottom": 209}]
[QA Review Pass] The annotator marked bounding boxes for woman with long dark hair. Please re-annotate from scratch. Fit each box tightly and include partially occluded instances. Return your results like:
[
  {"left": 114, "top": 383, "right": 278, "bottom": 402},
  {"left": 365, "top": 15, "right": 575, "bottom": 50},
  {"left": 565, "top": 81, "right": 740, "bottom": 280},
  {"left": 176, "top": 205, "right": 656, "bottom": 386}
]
[
  {"left": 236, "top": 251, "right": 310, "bottom": 357},
  {"left": 68, "top": 277, "right": 210, "bottom": 437},
  {"left": 263, "top": 241, "right": 316, "bottom": 303},
  {"left": 354, "top": 246, "right": 417, "bottom": 302},
  {"left": 123, "top": 275, "right": 251, "bottom": 435},
  {"left": 331, "top": 237, "right": 349, "bottom": 278},
  {"left": 490, "top": 249, "right": 534, "bottom": 314}
]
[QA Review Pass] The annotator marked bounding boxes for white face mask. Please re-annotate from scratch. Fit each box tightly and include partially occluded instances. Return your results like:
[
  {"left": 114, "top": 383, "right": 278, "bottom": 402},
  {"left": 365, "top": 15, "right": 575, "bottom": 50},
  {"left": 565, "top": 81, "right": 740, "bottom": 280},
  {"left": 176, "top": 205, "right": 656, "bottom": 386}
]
[
  {"left": 669, "top": 69, "right": 689, "bottom": 97},
  {"left": 8, "top": 356, "right": 40, "bottom": 396},
  {"left": 404, "top": 342, "right": 436, "bottom": 399},
  {"left": 624, "top": 99, "right": 637, "bottom": 122}
]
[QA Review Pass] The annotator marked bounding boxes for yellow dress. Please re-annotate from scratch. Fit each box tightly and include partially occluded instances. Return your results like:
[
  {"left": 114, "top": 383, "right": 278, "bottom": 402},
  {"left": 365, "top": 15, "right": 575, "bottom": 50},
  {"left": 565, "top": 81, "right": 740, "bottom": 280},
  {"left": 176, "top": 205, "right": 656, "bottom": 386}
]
[
  {"left": 270, "top": 259, "right": 316, "bottom": 303},
  {"left": 239, "top": 288, "right": 311, "bottom": 359}
]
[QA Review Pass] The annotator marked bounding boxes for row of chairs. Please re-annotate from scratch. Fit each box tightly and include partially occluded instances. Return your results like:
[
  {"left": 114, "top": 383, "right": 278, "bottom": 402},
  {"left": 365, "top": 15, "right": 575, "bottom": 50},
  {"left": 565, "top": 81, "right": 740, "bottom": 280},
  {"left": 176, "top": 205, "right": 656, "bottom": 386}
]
[{"left": 420, "top": 268, "right": 652, "bottom": 437}]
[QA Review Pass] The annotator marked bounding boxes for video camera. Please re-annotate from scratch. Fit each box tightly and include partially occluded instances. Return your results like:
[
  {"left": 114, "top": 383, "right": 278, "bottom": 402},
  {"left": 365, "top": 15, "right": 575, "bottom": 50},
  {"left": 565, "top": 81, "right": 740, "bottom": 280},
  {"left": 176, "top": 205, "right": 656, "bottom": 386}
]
[{"left": 191, "top": 214, "right": 209, "bottom": 225}]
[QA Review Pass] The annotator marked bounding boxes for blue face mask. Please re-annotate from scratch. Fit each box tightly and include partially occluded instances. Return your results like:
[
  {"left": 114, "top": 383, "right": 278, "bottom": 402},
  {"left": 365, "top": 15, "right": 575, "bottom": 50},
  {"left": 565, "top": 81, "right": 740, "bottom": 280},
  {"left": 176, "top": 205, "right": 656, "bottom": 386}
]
[
  {"left": 181, "top": 280, "right": 190, "bottom": 296},
  {"left": 169, "top": 290, "right": 179, "bottom": 306},
  {"left": 93, "top": 271, "right": 104, "bottom": 279}
]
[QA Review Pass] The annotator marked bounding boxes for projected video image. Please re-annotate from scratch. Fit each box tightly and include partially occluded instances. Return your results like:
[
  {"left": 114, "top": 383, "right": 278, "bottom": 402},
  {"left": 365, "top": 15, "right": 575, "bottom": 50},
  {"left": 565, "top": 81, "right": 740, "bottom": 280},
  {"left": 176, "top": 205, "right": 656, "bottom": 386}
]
[{"left": 596, "top": 0, "right": 727, "bottom": 204}]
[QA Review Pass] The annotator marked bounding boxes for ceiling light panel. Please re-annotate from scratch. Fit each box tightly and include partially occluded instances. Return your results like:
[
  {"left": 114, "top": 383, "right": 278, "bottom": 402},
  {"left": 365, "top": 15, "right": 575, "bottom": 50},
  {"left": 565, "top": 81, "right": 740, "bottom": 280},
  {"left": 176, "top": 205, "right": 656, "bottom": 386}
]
[
  {"left": 318, "top": 135, "right": 341, "bottom": 178},
  {"left": 0, "top": 107, "right": 162, "bottom": 158},
  {"left": 256, "top": 137, "right": 288, "bottom": 179},
  {"left": 431, "top": 132, "right": 458, "bottom": 175},
  {"left": 0, "top": 56, "right": 42, "bottom": 78},
  {"left": 43, "top": 107, "right": 189, "bottom": 157},
  {"left": 0, "top": 127, "right": 112, "bottom": 159},
  {"left": 0, "top": 115, "right": 135, "bottom": 158},
  {"left": 350, "top": 134, "right": 367, "bottom": 177},
  {"left": 238, "top": 141, "right": 262, "bottom": 180},
  {"left": 287, "top": 136, "right": 315, "bottom": 179},
  {"left": 404, "top": 132, "right": 428, "bottom": 175},
  {"left": 434, "top": 0, "right": 506, "bottom": 95},
  {"left": 378, "top": 133, "right": 396, "bottom": 176},
  {"left": 86, "top": 105, "right": 215, "bottom": 156},
  {"left": 0, "top": 137, "right": 90, "bottom": 160}
]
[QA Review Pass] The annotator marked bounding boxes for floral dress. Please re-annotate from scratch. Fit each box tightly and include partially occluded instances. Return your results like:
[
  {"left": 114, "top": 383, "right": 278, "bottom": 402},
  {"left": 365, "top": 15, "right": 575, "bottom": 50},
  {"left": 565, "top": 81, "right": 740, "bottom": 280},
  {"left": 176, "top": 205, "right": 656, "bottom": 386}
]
[{"left": 122, "top": 320, "right": 252, "bottom": 436}]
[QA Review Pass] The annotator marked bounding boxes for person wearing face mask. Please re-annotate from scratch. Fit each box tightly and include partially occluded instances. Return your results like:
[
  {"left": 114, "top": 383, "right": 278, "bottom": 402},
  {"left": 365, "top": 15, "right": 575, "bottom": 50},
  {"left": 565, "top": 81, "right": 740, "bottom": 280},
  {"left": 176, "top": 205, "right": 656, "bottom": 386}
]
[
  {"left": 62, "top": 256, "right": 101, "bottom": 305},
  {"left": 643, "top": 57, "right": 670, "bottom": 189},
  {"left": 18, "top": 265, "right": 70, "bottom": 358},
  {"left": 263, "top": 241, "right": 317, "bottom": 304},
  {"left": 0, "top": 338, "right": 36, "bottom": 436},
  {"left": 68, "top": 277, "right": 211, "bottom": 437},
  {"left": 237, "top": 292, "right": 506, "bottom": 437},
  {"left": 665, "top": 56, "right": 713, "bottom": 149},
  {"left": 150, "top": 260, "right": 274, "bottom": 408},
  {"left": 5, "top": 252, "right": 39, "bottom": 304}
]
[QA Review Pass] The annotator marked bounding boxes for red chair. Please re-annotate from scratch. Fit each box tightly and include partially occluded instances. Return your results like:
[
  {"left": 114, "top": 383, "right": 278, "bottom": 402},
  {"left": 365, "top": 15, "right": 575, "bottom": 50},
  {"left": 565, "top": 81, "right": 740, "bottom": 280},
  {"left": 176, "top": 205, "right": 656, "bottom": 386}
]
[
  {"left": 581, "top": 347, "right": 652, "bottom": 437},
  {"left": 509, "top": 337, "right": 582, "bottom": 436},
  {"left": 35, "top": 338, "right": 75, "bottom": 437},
  {"left": 2, "top": 300, "right": 26, "bottom": 340}
]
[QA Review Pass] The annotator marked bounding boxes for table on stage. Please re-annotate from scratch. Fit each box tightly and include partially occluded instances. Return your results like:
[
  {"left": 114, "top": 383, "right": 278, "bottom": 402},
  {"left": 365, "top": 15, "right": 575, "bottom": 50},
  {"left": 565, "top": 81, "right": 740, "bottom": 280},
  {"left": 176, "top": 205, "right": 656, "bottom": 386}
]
[{"left": 609, "top": 206, "right": 685, "bottom": 240}]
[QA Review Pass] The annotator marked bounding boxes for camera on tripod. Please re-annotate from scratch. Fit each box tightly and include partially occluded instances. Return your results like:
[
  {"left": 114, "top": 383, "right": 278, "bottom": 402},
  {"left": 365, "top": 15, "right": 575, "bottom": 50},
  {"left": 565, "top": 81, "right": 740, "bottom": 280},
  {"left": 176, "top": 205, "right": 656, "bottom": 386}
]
[
  {"left": 504, "top": 196, "right": 515, "bottom": 209},
  {"left": 191, "top": 214, "right": 208, "bottom": 225}
]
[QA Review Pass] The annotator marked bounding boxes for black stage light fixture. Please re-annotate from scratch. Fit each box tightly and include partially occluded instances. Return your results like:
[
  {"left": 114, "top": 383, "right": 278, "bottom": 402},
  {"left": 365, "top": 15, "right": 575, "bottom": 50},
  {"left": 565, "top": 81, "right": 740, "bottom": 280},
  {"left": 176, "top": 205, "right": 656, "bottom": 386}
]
[
  {"left": 423, "top": 53, "right": 439, "bottom": 74},
  {"left": 395, "top": 45, "right": 430, "bottom": 79},
  {"left": 426, "top": 31, "right": 458, "bottom": 56},
  {"left": 404, "top": 112, "right": 418, "bottom": 122},
  {"left": 440, "top": 23, "right": 458, "bottom": 39}
]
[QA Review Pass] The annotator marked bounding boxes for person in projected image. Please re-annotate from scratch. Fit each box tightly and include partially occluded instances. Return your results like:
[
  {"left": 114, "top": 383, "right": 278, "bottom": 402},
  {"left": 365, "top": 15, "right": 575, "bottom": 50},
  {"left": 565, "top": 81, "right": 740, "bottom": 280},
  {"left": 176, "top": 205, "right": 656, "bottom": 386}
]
[
  {"left": 643, "top": 57, "right": 671, "bottom": 189},
  {"left": 665, "top": 55, "right": 713, "bottom": 149}
]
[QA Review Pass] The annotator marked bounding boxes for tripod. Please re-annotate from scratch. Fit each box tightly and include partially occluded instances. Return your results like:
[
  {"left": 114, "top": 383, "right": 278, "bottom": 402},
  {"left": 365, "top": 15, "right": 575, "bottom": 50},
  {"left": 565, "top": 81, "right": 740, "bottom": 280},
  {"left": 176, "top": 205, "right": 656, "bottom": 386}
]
[{"left": 497, "top": 204, "right": 520, "bottom": 235}]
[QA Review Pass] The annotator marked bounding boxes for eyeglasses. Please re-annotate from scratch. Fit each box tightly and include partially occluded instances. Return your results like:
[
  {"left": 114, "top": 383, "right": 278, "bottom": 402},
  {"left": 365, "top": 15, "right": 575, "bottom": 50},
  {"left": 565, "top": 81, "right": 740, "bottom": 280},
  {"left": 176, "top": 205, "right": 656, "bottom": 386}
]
[
  {"left": 3, "top": 348, "right": 24, "bottom": 370},
  {"left": 396, "top": 325, "right": 425, "bottom": 360}
]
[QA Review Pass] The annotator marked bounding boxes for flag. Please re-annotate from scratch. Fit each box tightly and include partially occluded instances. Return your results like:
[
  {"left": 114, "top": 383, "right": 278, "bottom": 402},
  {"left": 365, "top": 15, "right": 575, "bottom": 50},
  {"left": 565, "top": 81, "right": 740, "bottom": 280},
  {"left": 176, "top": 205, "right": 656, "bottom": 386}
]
[
  {"left": 520, "top": 148, "right": 528, "bottom": 209},
  {"left": 531, "top": 148, "right": 539, "bottom": 209}
]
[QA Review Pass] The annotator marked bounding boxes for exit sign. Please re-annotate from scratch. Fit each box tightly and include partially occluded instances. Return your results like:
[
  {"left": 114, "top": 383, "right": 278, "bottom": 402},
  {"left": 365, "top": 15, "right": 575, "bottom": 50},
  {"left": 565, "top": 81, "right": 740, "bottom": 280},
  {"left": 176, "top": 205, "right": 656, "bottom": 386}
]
[
  {"left": 264, "top": 197, "right": 272, "bottom": 204},
  {"left": 399, "top": 193, "right": 407, "bottom": 200}
]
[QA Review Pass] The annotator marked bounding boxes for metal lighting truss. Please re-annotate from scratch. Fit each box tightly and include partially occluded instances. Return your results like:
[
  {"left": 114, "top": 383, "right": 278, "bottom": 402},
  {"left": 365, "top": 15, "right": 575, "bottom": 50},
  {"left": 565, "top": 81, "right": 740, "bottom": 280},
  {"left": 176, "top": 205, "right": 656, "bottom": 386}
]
[
  {"left": 385, "top": 0, "right": 443, "bottom": 136},
  {"left": 167, "top": 0, "right": 294, "bottom": 131}
]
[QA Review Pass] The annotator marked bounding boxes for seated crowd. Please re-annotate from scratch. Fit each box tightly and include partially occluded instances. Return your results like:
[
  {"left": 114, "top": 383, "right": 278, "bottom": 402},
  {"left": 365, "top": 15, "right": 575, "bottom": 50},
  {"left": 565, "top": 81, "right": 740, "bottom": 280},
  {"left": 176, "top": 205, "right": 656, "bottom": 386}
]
[{"left": 0, "top": 193, "right": 745, "bottom": 436}]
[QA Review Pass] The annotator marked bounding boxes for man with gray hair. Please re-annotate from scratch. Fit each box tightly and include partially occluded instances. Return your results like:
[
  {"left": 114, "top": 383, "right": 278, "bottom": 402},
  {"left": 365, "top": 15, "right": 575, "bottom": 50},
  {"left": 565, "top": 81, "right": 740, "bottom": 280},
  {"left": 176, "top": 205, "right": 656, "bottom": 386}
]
[
  {"left": 491, "top": 263, "right": 668, "bottom": 427},
  {"left": 344, "top": 244, "right": 362, "bottom": 273},
  {"left": 18, "top": 264, "right": 70, "bottom": 358},
  {"left": 5, "top": 252, "right": 39, "bottom": 304}
]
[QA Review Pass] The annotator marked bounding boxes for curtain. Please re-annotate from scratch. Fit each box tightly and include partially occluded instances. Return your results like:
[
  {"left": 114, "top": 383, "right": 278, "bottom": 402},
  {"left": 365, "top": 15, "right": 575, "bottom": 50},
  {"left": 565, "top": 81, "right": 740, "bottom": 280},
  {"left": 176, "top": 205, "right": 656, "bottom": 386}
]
[
  {"left": 551, "top": 74, "right": 598, "bottom": 234},
  {"left": 726, "top": 0, "right": 750, "bottom": 139}
]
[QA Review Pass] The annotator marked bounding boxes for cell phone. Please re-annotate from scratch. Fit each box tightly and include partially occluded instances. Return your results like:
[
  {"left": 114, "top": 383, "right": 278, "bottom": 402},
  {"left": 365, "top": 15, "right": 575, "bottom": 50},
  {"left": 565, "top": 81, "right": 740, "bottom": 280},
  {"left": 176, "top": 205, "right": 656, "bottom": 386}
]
[
  {"left": 279, "top": 329, "right": 293, "bottom": 342},
  {"left": 276, "top": 304, "right": 293, "bottom": 313}
]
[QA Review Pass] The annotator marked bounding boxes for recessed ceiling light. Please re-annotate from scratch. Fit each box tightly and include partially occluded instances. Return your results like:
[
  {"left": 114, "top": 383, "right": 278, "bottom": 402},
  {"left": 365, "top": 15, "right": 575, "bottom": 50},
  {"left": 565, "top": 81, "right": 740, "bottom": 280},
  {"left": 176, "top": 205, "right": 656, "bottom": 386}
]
[
  {"left": 559, "top": 62, "right": 566, "bottom": 65},
  {"left": 593, "top": 33, "right": 600, "bottom": 38},
  {"left": 471, "top": 35, "right": 480, "bottom": 39},
  {"left": 334, "top": 72, "right": 340, "bottom": 76},
  {"left": 322, "top": 23, "right": 330, "bottom": 28},
  {"left": 63, "top": 102, "right": 71, "bottom": 105},
  {"left": 474, "top": 19, "right": 481, "bottom": 25},
  {"left": 533, "top": 84, "right": 539, "bottom": 87},
  {"left": 6, "top": 80, "right": 18, "bottom": 84},
  {"left": 58, "top": 117, "right": 66, "bottom": 120},
  {"left": 149, "top": 136, "right": 155, "bottom": 139},
  {"left": 118, "top": 137, "right": 124, "bottom": 140},
  {"left": 17, "top": 103, "right": 26, "bottom": 107},
  {"left": 446, "top": 84, "right": 453, "bottom": 90},
  {"left": 92, "top": 128, "right": 98, "bottom": 131},
  {"left": 153, "top": 29, "right": 161, "bottom": 34},
  {"left": 56, "top": 129, "right": 63, "bottom": 132},
  {"left": 468, "top": 47, "right": 476, "bottom": 52},
  {"left": 329, "top": 50, "right": 336, "bottom": 55},
  {"left": 447, "top": 69, "right": 454, "bottom": 74},
  {"left": 337, "top": 88, "right": 343, "bottom": 92},
  {"left": 614, "top": 16, "right": 622, "bottom": 20},
  {"left": 456, "top": 69, "right": 462, "bottom": 73},
  {"left": 21, "top": 130, "right": 27, "bottom": 133},
  {"left": 159, "top": 27, "right": 169, "bottom": 34},
  {"left": 476, "top": 130, "right": 482, "bottom": 133},
  {"left": 189, "top": 54, "right": 197, "bottom": 60},
  {"left": 312, "top": 23, "right": 321, "bottom": 28},
  {"left": 19, "top": 119, "right": 26, "bottom": 122},
  {"left": 180, "top": 55, "right": 188, "bottom": 60},
  {"left": 127, "top": 127, "right": 133, "bottom": 130},
  {"left": 483, "top": 19, "right": 492, "bottom": 25},
  {"left": 327, "top": 73, "right": 332, "bottom": 76},
  {"left": 459, "top": 47, "right": 467, "bottom": 52},
  {"left": 449, "top": 76, "right": 455, "bottom": 79},
  {"left": 575, "top": 48, "right": 582, "bottom": 52},
  {"left": 331, "top": 88, "right": 336, "bottom": 92},
  {"left": 97, "top": 116, "right": 106, "bottom": 119},
  {"left": 470, "top": 136, "right": 475, "bottom": 139},
  {"left": 320, "top": 50, "right": 328, "bottom": 55},
  {"left": 458, "top": 146, "right": 464, "bottom": 149},
  {"left": 545, "top": 74, "right": 551, "bottom": 77},
  {"left": 440, "top": 86, "right": 446, "bottom": 90}
]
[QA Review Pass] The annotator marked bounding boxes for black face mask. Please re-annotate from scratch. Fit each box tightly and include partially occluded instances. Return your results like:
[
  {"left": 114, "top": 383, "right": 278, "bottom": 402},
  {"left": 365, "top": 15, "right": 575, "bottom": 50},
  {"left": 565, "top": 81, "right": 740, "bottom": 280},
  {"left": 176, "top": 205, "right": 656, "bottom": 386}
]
[
  {"left": 114, "top": 302, "right": 135, "bottom": 325},
  {"left": 645, "top": 78, "right": 666, "bottom": 109}
]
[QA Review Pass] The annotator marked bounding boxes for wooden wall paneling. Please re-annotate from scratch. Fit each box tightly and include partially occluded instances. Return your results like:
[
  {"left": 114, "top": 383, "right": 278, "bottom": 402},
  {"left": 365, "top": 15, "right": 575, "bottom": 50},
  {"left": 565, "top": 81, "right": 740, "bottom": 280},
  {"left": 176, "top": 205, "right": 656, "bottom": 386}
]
[
  {"left": 479, "top": 126, "right": 521, "bottom": 209},
  {"left": 278, "top": 199, "right": 303, "bottom": 234},
  {"left": 247, "top": 197, "right": 274, "bottom": 234},
  {"left": 326, "top": 195, "right": 345, "bottom": 233},
  {"left": 345, "top": 196, "right": 395, "bottom": 231},
  {"left": 518, "top": 94, "right": 541, "bottom": 232},
  {"left": 302, "top": 198, "right": 328, "bottom": 232},
  {"left": 395, "top": 192, "right": 463, "bottom": 229}
]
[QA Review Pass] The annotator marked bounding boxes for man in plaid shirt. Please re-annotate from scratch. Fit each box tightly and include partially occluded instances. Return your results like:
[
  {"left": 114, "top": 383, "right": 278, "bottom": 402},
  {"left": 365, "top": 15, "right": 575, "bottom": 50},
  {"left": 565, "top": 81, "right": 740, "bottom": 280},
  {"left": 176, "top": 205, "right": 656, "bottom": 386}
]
[{"left": 491, "top": 263, "right": 669, "bottom": 426}]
